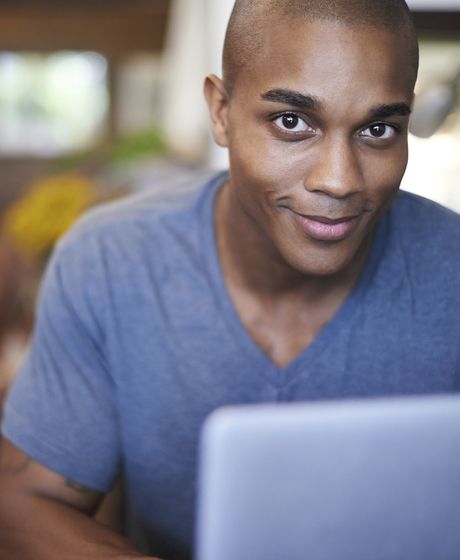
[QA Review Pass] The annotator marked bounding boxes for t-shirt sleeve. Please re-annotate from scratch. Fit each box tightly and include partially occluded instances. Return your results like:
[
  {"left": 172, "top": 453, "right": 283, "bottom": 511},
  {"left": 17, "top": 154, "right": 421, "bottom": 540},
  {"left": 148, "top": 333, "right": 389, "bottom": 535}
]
[{"left": 1, "top": 230, "right": 120, "bottom": 492}]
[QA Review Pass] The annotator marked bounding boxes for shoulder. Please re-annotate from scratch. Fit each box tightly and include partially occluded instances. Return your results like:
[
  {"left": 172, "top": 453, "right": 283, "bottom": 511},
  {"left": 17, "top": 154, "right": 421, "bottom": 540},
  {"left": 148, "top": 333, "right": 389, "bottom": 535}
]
[
  {"left": 390, "top": 191, "right": 460, "bottom": 256},
  {"left": 38, "top": 171, "right": 225, "bottom": 309},
  {"left": 53, "top": 171, "right": 224, "bottom": 264},
  {"left": 385, "top": 191, "right": 460, "bottom": 296},
  {"left": 65, "top": 170, "right": 222, "bottom": 244},
  {"left": 391, "top": 190, "right": 460, "bottom": 232}
]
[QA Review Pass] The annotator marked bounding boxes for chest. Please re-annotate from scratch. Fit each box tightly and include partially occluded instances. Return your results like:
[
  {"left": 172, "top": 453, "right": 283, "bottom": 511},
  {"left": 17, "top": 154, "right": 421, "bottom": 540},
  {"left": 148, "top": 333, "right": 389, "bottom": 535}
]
[{"left": 229, "top": 288, "right": 351, "bottom": 368}]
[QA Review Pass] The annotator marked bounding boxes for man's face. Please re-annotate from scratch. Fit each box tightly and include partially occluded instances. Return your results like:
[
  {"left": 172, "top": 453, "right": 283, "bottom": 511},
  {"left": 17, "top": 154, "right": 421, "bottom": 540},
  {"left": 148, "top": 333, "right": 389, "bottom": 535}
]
[{"left": 210, "top": 19, "right": 415, "bottom": 277}]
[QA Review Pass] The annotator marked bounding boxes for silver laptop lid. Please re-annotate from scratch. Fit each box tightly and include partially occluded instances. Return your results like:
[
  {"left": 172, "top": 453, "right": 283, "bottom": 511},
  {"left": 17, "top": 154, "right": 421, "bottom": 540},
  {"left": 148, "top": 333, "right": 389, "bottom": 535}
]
[{"left": 196, "top": 395, "right": 460, "bottom": 560}]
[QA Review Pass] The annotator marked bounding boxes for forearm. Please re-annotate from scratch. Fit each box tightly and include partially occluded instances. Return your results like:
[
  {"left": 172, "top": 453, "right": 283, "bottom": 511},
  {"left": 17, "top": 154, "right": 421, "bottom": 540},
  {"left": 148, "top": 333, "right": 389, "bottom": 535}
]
[{"left": 0, "top": 489, "right": 157, "bottom": 560}]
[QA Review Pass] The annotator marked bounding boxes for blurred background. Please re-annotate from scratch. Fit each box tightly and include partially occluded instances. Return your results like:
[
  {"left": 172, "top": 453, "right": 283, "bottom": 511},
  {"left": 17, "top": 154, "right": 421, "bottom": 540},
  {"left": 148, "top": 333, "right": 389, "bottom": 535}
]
[{"left": 0, "top": 0, "right": 459, "bottom": 400}]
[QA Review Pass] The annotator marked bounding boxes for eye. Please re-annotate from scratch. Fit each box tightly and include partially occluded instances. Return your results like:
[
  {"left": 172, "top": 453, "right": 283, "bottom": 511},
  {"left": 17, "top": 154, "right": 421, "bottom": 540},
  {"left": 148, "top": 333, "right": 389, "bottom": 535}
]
[
  {"left": 273, "top": 113, "right": 311, "bottom": 133},
  {"left": 360, "top": 123, "right": 398, "bottom": 140}
]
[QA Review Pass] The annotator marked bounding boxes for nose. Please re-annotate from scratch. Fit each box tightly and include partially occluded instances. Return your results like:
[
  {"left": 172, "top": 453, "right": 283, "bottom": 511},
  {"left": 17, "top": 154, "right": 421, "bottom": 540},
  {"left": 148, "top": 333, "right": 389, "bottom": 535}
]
[{"left": 303, "top": 135, "right": 364, "bottom": 199}]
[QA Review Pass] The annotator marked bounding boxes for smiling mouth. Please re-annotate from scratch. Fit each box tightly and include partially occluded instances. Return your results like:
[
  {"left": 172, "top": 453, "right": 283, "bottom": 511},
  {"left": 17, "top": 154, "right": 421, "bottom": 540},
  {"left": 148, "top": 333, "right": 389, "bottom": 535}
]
[
  {"left": 300, "top": 214, "right": 360, "bottom": 225},
  {"left": 290, "top": 210, "right": 362, "bottom": 241}
]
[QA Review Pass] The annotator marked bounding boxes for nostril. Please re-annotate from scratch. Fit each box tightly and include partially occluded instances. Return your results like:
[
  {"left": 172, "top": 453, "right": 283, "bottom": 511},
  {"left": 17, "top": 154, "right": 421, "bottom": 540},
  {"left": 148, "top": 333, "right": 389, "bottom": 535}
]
[{"left": 303, "top": 181, "right": 364, "bottom": 199}]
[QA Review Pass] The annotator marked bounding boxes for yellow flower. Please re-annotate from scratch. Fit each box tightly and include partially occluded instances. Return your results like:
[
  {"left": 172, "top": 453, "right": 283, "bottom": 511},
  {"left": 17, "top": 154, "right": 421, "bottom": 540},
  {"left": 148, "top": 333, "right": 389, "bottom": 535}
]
[{"left": 3, "top": 174, "right": 97, "bottom": 260}]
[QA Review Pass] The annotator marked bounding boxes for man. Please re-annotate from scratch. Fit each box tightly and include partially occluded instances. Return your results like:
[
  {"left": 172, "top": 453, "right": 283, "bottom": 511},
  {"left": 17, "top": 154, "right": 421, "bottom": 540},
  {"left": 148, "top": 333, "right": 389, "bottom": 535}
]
[{"left": 1, "top": 1, "right": 459, "bottom": 559}]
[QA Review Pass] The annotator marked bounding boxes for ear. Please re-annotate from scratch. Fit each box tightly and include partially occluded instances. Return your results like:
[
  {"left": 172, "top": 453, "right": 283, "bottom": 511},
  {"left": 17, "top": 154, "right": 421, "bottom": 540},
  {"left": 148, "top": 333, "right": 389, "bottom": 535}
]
[{"left": 204, "top": 74, "right": 230, "bottom": 148}]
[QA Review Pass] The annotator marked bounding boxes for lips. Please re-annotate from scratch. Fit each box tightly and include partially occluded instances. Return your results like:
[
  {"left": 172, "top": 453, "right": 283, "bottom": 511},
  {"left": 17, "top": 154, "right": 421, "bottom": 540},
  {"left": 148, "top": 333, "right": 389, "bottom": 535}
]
[{"left": 291, "top": 211, "right": 361, "bottom": 242}]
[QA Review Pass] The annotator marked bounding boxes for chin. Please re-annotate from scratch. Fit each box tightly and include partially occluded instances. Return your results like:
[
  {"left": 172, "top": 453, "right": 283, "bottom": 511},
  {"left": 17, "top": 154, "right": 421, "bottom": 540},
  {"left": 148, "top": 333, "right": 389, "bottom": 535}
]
[
  {"left": 280, "top": 239, "right": 369, "bottom": 279},
  {"left": 293, "top": 259, "right": 353, "bottom": 278}
]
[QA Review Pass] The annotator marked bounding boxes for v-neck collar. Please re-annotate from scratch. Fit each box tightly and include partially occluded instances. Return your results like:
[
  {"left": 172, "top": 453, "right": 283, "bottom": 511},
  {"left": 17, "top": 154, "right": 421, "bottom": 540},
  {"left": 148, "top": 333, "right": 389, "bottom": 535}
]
[{"left": 200, "top": 172, "right": 389, "bottom": 385}]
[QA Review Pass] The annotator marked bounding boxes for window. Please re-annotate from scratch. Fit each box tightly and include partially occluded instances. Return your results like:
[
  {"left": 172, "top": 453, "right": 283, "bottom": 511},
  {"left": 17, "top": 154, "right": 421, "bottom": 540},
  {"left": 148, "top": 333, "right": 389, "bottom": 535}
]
[
  {"left": 0, "top": 51, "right": 108, "bottom": 157},
  {"left": 401, "top": 40, "right": 460, "bottom": 213}
]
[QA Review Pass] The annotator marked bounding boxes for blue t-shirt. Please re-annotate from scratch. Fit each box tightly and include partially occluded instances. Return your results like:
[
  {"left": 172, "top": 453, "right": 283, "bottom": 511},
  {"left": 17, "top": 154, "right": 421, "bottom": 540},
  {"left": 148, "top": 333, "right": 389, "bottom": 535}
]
[{"left": 2, "top": 172, "right": 460, "bottom": 559}]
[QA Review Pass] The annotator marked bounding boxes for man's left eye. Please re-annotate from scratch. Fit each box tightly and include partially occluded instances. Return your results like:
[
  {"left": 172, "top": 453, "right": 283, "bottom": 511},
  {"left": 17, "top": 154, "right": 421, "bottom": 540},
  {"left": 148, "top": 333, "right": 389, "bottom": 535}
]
[
  {"left": 360, "top": 123, "right": 397, "bottom": 140},
  {"left": 274, "top": 113, "right": 310, "bottom": 133}
]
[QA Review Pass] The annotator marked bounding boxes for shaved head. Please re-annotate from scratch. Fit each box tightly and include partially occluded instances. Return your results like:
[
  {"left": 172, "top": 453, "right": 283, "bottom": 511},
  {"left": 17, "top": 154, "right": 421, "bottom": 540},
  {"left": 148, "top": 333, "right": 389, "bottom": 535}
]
[{"left": 223, "top": 0, "right": 419, "bottom": 94}]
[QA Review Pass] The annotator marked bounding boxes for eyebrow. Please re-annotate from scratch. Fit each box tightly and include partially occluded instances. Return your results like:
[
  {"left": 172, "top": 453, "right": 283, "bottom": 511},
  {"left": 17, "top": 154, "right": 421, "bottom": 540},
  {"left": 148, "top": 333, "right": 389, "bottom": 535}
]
[
  {"left": 261, "top": 89, "right": 322, "bottom": 110},
  {"left": 368, "top": 103, "right": 412, "bottom": 119},
  {"left": 261, "top": 89, "right": 412, "bottom": 119}
]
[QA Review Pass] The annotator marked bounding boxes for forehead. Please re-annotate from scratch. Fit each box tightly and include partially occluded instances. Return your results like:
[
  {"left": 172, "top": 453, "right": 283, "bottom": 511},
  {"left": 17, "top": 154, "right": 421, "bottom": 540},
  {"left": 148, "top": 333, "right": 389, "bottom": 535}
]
[{"left": 232, "top": 19, "right": 414, "bottom": 111}]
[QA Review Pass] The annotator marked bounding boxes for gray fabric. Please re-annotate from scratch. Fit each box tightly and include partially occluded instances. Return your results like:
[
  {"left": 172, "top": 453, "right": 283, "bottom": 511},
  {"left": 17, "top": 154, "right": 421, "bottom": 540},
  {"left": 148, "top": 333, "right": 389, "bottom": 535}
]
[{"left": 2, "top": 172, "right": 460, "bottom": 560}]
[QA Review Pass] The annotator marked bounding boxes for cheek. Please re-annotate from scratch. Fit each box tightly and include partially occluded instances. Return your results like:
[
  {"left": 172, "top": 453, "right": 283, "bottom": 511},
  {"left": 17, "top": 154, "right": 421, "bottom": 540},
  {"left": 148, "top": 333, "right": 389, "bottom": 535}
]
[
  {"left": 227, "top": 136, "right": 285, "bottom": 201},
  {"left": 228, "top": 151, "right": 275, "bottom": 218},
  {"left": 362, "top": 146, "right": 409, "bottom": 201},
  {"left": 227, "top": 132, "right": 307, "bottom": 211},
  {"left": 227, "top": 111, "right": 300, "bottom": 184}
]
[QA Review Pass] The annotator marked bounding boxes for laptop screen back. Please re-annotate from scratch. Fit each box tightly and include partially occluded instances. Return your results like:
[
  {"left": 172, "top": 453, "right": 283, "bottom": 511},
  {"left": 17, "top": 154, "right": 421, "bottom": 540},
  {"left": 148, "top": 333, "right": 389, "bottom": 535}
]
[{"left": 196, "top": 395, "right": 460, "bottom": 560}]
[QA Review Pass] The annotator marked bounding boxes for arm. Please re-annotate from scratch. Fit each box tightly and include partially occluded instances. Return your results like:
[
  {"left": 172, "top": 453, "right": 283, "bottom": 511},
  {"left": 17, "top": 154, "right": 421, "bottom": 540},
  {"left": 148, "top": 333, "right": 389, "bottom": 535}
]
[{"left": 0, "top": 437, "right": 158, "bottom": 560}]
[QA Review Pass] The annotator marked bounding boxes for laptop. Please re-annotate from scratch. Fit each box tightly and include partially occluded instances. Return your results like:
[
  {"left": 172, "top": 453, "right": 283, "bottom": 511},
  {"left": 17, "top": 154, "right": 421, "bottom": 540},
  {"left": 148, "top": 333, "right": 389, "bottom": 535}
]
[{"left": 195, "top": 395, "right": 460, "bottom": 560}]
